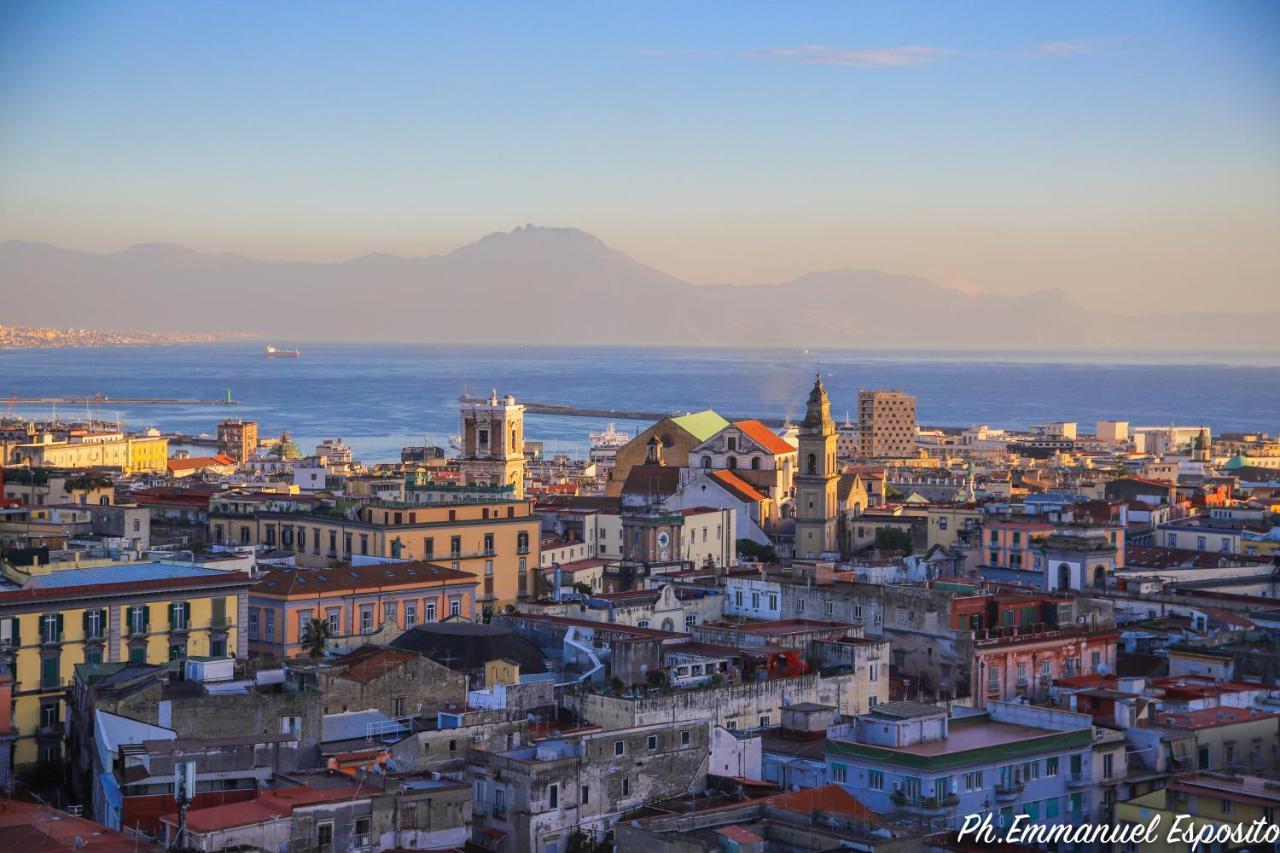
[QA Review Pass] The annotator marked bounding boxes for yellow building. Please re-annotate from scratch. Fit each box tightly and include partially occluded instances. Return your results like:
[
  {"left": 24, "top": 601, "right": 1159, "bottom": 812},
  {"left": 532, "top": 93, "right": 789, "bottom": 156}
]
[
  {"left": 209, "top": 497, "right": 541, "bottom": 606},
  {"left": 8, "top": 433, "right": 168, "bottom": 474},
  {"left": 0, "top": 557, "right": 253, "bottom": 769},
  {"left": 1115, "top": 773, "right": 1279, "bottom": 852}
]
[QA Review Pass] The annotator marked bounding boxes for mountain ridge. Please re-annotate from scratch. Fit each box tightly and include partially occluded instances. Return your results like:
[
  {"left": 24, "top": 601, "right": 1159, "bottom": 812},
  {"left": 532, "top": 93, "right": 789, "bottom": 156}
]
[{"left": 1, "top": 227, "right": 1273, "bottom": 347}]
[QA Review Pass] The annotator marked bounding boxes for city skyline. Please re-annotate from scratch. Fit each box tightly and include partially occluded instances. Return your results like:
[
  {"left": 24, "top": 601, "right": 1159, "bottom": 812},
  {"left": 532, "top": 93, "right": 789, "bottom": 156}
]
[{"left": 2, "top": 2, "right": 1278, "bottom": 313}]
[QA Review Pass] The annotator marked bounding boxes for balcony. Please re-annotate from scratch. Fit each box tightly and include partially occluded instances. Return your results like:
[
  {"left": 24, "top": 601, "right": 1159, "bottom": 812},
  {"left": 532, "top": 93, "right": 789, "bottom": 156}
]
[
  {"left": 491, "top": 804, "right": 507, "bottom": 820},
  {"left": 1067, "top": 772, "right": 1089, "bottom": 788},
  {"left": 40, "top": 632, "right": 63, "bottom": 647},
  {"left": 891, "top": 791, "right": 960, "bottom": 814},
  {"left": 994, "top": 780, "right": 1023, "bottom": 801}
]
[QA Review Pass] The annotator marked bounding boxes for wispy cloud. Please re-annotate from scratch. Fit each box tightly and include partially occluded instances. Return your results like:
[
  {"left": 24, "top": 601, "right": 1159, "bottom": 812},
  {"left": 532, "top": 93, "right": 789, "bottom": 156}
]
[
  {"left": 1029, "top": 41, "right": 1095, "bottom": 57},
  {"left": 759, "top": 44, "right": 956, "bottom": 68}
]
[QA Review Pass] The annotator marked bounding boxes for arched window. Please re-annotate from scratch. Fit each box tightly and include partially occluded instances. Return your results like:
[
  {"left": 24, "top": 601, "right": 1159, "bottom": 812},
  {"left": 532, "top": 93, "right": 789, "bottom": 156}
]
[
  {"left": 807, "top": 453, "right": 817, "bottom": 474},
  {"left": 661, "top": 618, "right": 675, "bottom": 632},
  {"left": 751, "top": 456, "right": 761, "bottom": 470},
  {"left": 1057, "top": 563, "right": 1072, "bottom": 590},
  {"left": 1093, "top": 565, "right": 1107, "bottom": 589},
  {"left": 702, "top": 456, "right": 712, "bottom": 469},
  {"left": 727, "top": 456, "right": 738, "bottom": 470}
]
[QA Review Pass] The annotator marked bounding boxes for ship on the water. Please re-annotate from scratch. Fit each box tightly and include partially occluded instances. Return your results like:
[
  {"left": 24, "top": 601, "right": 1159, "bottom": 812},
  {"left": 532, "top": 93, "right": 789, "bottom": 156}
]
[{"left": 264, "top": 345, "right": 301, "bottom": 358}]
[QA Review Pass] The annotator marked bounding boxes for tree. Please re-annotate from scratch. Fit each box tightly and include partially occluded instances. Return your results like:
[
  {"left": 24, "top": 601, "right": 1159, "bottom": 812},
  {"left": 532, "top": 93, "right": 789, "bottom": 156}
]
[
  {"left": 701, "top": 554, "right": 718, "bottom": 570},
  {"left": 299, "top": 618, "right": 332, "bottom": 658},
  {"left": 874, "top": 527, "right": 914, "bottom": 554},
  {"left": 572, "top": 581, "right": 593, "bottom": 596},
  {"left": 736, "top": 539, "right": 778, "bottom": 564},
  {"left": 481, "top": 605, "right": 494, "bottom": 624}
]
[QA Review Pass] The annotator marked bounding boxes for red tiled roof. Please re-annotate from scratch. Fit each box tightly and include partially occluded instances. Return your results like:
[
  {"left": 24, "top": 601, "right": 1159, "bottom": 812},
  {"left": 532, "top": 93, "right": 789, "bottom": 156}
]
[
  {"left": 169, "top": 782, "right": 375, "bottom": 833},
  {"left": 168, "top": 454, "right": 237, "bottom": 472},
  {"left": 762, "top": 784, "right": 882, "bottom": 822},
  {"left": 0, "top": 801, "right": 139, "bottom": 852},
  {"left": 709, "top": 469, "right": 767, "bottom": 503},
  {"left": 733, "top": 420, "right": 796, "bottom": 456},
  {"left": 251, "top": 561, "right": 476, "bottom": 598},
  {"left": 332, "top": 646, "right": 420, "bottom": 683}
]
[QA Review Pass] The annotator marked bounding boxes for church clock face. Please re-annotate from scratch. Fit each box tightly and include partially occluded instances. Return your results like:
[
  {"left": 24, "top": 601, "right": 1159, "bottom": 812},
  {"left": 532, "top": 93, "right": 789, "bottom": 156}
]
[{"left": 657, "top": 530, "right": 671, "bottom": 560}]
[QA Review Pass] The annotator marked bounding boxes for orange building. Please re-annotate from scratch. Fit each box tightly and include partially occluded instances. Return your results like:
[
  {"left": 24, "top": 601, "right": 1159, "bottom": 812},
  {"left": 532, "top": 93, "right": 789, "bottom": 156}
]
[{"left": 247, "top": 561, "right": 478, "bottom": 659}]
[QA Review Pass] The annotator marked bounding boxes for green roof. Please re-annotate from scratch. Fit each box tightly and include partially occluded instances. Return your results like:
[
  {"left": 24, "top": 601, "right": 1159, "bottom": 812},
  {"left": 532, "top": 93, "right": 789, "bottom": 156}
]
[
  {"left": 1224, "top": 454, "right": 1246, "bottom": 470},
  {"left": 672, "top": 410, "right": 730, "bottom": 442},
  {"left": 826, "top": 726, "right": 1093, "bottom": 772}
]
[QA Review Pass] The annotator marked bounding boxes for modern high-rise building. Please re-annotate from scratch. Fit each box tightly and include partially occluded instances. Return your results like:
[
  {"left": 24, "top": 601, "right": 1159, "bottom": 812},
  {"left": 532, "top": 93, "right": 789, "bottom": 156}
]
[
  {"left": 459, "top": 391, "right": 526, "bottom": 498},
  {"left": 857, "top": 390, "right": 917, "bottom": 458},
  {"left": 216, "top": 418, "right": 258, "bottom": 462}
]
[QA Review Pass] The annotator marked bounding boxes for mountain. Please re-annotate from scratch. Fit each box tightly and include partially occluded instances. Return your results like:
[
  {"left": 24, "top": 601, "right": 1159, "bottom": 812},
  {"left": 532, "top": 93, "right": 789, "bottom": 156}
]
[{"left": 1, "top": 226, "right": 1273, "bottom": 347}]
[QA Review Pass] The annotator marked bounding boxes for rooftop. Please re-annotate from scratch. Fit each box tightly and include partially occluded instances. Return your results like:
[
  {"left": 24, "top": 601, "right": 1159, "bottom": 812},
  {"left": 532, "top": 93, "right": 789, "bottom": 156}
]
[{"left": 251, "top": 560, "right": 477, "bottom": 596}]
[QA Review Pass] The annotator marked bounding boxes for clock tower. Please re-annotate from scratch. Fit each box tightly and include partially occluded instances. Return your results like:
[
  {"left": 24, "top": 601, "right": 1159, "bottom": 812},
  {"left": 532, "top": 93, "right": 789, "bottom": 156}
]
[{"left": 794, "top": 374, "right": 839, "bottom": 558}]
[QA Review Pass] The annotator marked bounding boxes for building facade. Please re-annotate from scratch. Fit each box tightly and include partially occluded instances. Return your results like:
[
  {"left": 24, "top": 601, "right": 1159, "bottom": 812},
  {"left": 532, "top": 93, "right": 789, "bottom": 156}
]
[{"left": 857, "top": 390, "right": 917, "bottom": 458}]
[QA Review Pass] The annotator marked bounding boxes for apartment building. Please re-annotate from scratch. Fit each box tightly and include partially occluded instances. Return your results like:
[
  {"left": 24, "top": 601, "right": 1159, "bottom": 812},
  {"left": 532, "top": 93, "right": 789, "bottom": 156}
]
[
  {"left": 857, "top": 390, "right": 918, "bottom": 458},
  {"left": 826, "top": 701, "right": 1097, "bottom": 831},
  {"left": 209, "top": 496, "right": 540, "bottom": 604},
  {"left": 247, "top": 561, "right": 479, "bottom": 659},
  {"left": 0, "top": 558, "right": 252, "bottom": 770}
]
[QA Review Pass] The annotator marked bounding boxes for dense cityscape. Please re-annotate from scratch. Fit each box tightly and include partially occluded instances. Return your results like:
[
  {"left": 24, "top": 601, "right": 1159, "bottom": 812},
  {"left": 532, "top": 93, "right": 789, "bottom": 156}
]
[{"left": 0, "top": 376, "right": 1277, "bottom": 851}]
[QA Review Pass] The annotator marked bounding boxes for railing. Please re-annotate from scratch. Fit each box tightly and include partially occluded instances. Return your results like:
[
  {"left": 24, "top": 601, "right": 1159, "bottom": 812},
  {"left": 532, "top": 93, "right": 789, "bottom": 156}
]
[
  {"left": 1068, "top": 772, "right": 1089, "bottom": 787},
  {"left": 994, "top": 780, "right": 1023, "bottom": 799},
  {"left": 492, "top": 804, "right": 507, "bottom": 820},
  {"left": 891, "top": 791, "right": 959, "bottom": 810}
]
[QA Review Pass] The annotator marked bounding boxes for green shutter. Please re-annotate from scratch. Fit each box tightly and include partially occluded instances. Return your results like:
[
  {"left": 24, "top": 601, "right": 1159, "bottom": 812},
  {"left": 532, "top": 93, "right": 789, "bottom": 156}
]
[
  {"left": 83, "top": 611, "right": 89, "bottom": 636},
  {"left": 56, "top": 613, "right": 64, "bottom": 637},
  {"left": 184, "top": 602, "right": 191, "bottom": 624},
  {"left": 144, "top": 605, "right": 151, "bottom": 627}
]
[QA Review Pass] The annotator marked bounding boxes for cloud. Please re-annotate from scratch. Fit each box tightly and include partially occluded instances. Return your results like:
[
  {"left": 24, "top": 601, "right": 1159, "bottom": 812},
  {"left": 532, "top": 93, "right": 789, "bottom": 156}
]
[
  {"left": 1030, "top": 41, "right": 1095, "bottom": 57},
  {"left": 760, "top": 44, "right": 956, "bottom": 68}
]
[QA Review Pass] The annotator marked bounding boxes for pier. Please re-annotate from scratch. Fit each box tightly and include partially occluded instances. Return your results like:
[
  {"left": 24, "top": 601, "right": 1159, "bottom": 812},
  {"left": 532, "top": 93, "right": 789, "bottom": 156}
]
[
  {"left": 5, "top": 395, "right": 237, "bottom": 406},
  {"left": 459, "top": 394, "right": 787, "bottom": 428}
]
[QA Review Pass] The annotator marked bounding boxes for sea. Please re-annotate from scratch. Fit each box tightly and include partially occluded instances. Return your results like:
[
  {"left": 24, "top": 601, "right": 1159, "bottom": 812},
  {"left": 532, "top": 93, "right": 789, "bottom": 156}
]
[{"left": 1, "top": 343, "right": 1277, "bottom": 463}]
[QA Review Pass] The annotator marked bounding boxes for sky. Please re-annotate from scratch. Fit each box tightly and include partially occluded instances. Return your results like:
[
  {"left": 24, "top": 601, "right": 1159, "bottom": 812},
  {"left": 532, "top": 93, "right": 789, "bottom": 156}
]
[{"left": 1, "top": 1, "right": 1278, "bottom": 312}]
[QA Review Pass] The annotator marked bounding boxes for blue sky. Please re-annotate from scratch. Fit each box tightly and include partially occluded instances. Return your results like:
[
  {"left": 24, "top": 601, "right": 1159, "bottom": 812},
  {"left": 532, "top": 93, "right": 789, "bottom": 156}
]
[{"left": 1, "top": 2, "right": 1277, "bottom": 310}]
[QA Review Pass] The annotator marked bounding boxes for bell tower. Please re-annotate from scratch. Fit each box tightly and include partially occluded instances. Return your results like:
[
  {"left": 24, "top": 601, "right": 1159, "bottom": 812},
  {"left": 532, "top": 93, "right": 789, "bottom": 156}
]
[
  {"left": 794, "top": 374, "right": 839, "bottom": 558},
  {"left": 459, "top": 390, "right": 526, "bottom": 498}
]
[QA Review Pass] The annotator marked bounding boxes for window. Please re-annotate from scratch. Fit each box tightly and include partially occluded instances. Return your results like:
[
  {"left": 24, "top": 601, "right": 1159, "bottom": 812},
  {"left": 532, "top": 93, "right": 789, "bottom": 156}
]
[
  {"left": 41, "top": 613, "right": 61, "bottom": 644},
  {"left": 868, "top": 769, "right": 884, "bottom": 790},
  {"left": 40, "top": 701, "right": 58, "bottom": 730},
  {"left": 399, "top": 806, "right": 417, "bottom": 830},
  {"left": 965, "top": 770, "right": 984, "bottom": 791},
  {"left": 759, "top": 714, "right": 770, "bottom": 727},
  {"left": 41, "top": 655, "right": 60, "bottom": 688},
  {"left": 361, "top": 606, "right": 373, "bottom": 633},
  {"left": 359, "top": 534, "right": 369, "bottom": 555},
  {"left": 1046, "top": 756, "right": 1058, "bottom": 777},
  {"left": 393, "top": 697, "right": 405, "bottom": 717},
  {"left": 647, "top": 735, "right": 657, "bottom": 750},
  {"left": 549, "top": 783, "right": 559, "bottom": 809},
  {"left": 327, "top": 609, "right": 340, "bottom": 635},
  {"left": 824, "top": 600, "right": 833, "bottom": 616},
  {"left": 280, "top": 715, "right": 301, "bottom": 737},
  {"left": 614, "top": 740, "right": 625, "bottom": 756},
  {"left": 129, "top": 644, "right": 146, "bottom": 664},
  {"left": 832, "top": 764, "right": 848, "bottom": 783},
  {"left": 869, "top": 663, "right": 878, "bottom": 682},
  {"left": 354, "top": 816, "right": 371, "bottom": 849},
  {"left": 405, "top": 602, "right": 417, "bottom": 627},
  {"left": 85, "top": 609, "right": 105, "bottom": 640},
  {"left": 622, "top": 778, "right": 631, "bottom": 797},
  {"left": 425, "top": 601, "right": 437, "bottom": 622},
  {"left": 680, "top": 730, "right": 690, "bottom": 746},
  {"left": 450, "top": 535, "right": 462, "bottom": 557},
  {"left": 450, "top": 598, "right": 461, "bottom": 617},
  {"left": 581, "top": 785, "right": 589, "bottom": 805},
  {"left": 264, "top": 608, "right": 275, "bottom": 642}
]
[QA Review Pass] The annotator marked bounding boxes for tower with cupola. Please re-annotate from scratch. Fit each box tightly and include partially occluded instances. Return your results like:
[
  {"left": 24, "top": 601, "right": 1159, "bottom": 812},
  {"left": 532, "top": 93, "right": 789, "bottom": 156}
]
[{"left": 794, "top": 374, "right": 839, "bottom": 558}]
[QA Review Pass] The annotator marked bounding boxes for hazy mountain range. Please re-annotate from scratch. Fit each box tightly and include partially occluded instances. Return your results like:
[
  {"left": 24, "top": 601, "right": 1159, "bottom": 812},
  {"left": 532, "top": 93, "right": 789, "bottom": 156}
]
[{"left": 2, "top": 225, "right": 1273, "bottom": 347}]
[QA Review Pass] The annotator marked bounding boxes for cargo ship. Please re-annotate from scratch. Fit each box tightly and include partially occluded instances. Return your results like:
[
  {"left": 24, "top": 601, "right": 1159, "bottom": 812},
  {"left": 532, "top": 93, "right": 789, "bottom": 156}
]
[{"left": 264, "top": 345, "right": 300, "bottom": 358}]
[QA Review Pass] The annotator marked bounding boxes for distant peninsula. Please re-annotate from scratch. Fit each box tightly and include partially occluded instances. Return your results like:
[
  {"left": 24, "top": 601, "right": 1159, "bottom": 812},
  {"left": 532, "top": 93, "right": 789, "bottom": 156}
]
[{"left": 0, "top": 324, "right": 224, "bottom": 349}]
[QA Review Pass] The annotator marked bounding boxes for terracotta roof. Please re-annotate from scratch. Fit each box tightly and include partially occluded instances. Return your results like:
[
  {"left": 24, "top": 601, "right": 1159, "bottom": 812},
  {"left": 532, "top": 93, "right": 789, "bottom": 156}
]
[
  {"left": 168, "top": 454, "right": 237, "bottom": 472},
  {"left": 332, "top": 646, "right": 421, "bottom": 683},
  {"left": 708, "top": 469, "right": 767, "bottom": 503},
  {"left": 170, "top": 782, "right": 375, "bottom": 833},
  {"left": 762, "top": 784, "right": 882, "bottom": 822},
  {"left": 732, "top": 419, "right": 796, "bottom": 456},
  {"left": 251, "top": 561, "right": 477, "bottom": 597},
  {"left": 0, "top": 801, "right": 138, "bottom": 852}
]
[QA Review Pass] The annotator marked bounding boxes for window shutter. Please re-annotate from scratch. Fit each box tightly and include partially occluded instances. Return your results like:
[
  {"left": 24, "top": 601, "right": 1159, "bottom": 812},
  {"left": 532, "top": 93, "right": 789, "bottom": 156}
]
[
  {"left": 57, "top": 613, "right": 64, "bottom": 636},
  {"left": 144, "top": 605, "right": 151, "bottom": 628},
  {"left": 83, "top": 611, "right": 90, "bottom": 635},
  {"left": 9, "top": 617, "right": 18, "bottom": 646},
  {"left": 184, "top": 602, "right": 191, "bottom": 624}
]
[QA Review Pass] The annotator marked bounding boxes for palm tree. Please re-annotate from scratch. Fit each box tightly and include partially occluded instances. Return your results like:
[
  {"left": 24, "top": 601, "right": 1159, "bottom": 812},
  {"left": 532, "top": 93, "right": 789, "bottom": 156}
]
[{"left": 299, "top": 618, "right": 332, "bottom": 659}]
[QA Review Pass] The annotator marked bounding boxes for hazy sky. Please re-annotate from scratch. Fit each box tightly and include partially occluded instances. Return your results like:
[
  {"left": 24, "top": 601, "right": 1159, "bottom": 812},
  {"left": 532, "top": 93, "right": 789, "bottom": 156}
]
[{"left": 2, "top": 2, "right": 1277, "bottom": 312}]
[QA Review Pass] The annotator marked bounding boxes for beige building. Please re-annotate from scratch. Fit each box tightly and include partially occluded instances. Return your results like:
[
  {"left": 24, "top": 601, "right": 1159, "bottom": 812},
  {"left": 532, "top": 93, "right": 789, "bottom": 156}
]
[
  {"left": 857, "top": 390, "right": 917, "bottom": 457},
  {"left": 459, "top": 391, "right": 526, "bottom": 498}
]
